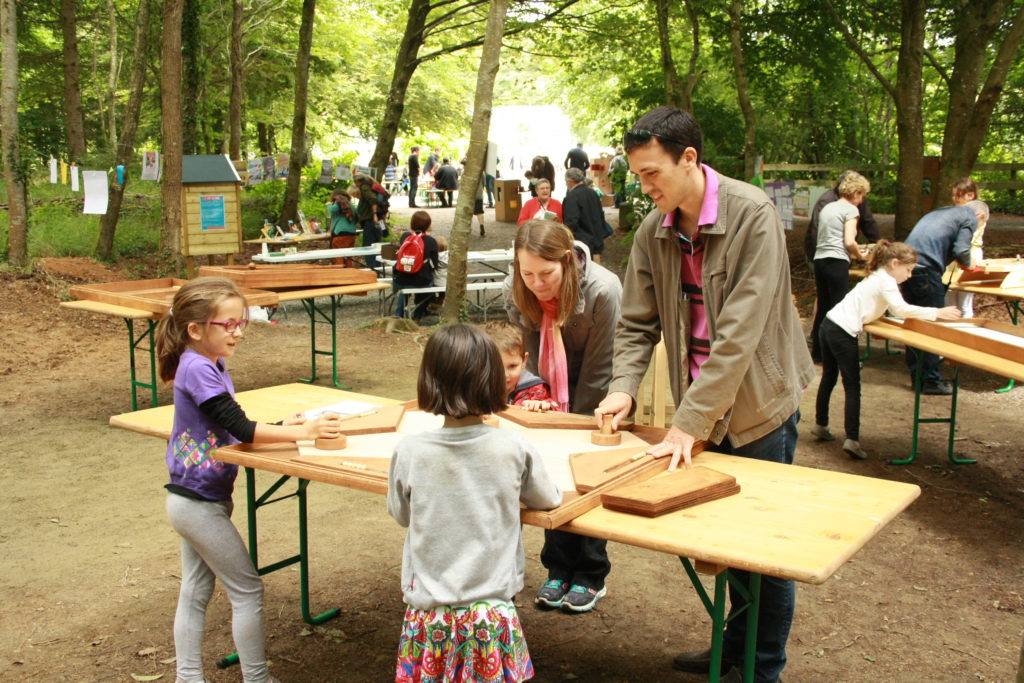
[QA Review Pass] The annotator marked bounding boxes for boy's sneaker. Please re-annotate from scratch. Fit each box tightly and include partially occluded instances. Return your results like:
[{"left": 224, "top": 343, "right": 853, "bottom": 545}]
[
  {"left": 561, "top": 584, "right": 606, "bottom": 613},
  {"left": 534, "top": 579, "right": 569, "bottom": 608},
  {"left": 810, "top": 424, "right": 836, "bottom": 441}
]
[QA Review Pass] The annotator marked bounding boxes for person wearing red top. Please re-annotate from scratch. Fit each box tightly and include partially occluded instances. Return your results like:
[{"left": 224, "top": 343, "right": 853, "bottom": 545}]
[{"left": 517, "top": 178, "right": 563, "bottom": 226}]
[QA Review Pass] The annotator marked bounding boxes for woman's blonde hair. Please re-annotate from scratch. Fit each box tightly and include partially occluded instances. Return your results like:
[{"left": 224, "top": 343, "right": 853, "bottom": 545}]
[
  {"left": 837, "top": 171, "right": 870, "bottom": 199},
  {"left": 868, "top": 240, "right": 917, "bottom": 271},
  {"left": 511, "top": 220, "right": 580, "bottom": 326},
  {"left": 155, "top": 277, "right": 247, "bottom": 383}
]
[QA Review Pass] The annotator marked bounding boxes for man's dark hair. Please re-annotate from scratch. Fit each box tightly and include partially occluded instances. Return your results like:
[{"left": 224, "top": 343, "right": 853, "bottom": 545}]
[
  {"left": 624, "top": 106, "right": 702, "bottom": 164},
  {"left": 411, "top": 145, "right": 419, "bottom": 153},
  {"left": 442, "top": 158, "right": 450, "bottom": 164}
]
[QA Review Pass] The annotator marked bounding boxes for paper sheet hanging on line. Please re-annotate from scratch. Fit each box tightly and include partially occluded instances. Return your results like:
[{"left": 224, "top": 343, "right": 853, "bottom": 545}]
[
  {"left": 140, "top": 151, "right": 160, "bottom": 181},
  {"left": 49, "top": 158, "right": 58, "bottom": 183},
  {"left": 70, "top": 165, "right": 79, "bottom": 192},
  {"left": 82, "top": 171, "right": 109, "bottom": 214},
  {"left": 60, "top": 161, "right": 68, "bottom": 185},
  {"left": 304, "top": 400, "right": 381, "bottom": 420}
]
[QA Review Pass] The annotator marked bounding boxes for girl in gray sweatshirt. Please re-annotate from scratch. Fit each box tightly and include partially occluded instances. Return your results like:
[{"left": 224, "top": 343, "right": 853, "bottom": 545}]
[{"left": 388, "top": 323, "right": 562, "bottom": 682}]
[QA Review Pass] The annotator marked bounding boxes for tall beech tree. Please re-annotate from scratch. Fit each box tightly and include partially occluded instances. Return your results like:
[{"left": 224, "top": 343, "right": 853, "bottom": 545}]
[
  {"left": 2, "top": 0, "right": 28, "bottom": 267},
  {"left": 442, "top": 0, "right": 509, "bottom": 323},
  {"left": 279, "top": 0, "right": 316, "bottom": 226},
  {"left": 97, "top": 0, "right": 154, "bottom": 260},
  {"left": 60, "top": 0, "right": 87, "bottom": 160},
  {"left": 161, "top": 0, "right": 185, "bottom": 254}
]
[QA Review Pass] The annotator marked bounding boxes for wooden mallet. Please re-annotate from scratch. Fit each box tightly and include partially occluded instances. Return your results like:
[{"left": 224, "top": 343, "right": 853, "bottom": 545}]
[{"left": 591, "top": 418, "right": 621, "bottom": 446}]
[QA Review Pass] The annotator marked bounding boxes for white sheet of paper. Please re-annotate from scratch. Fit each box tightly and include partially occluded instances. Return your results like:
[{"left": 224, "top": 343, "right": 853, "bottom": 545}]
[
  {"left": 296, "top": 410, "right": 650, "bottom": 492},
  {"left": 82, "top": 171, "right": 108, "bottom": 214},
  {"left": 49, "top": 158, "right": 58, "bottom": 183},
  {"left": 70, "top": 165, "right": 79, "bottom": 192},
  {"left": 304, "top": 400, "right": 382, "bottom": 420}
]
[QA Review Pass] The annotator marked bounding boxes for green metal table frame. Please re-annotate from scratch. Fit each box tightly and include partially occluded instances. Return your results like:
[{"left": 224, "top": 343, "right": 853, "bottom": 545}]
[
  {"left": 859, "top": 331, "right": 901, "bottom": 362},
  {"left": 124, "top": 318, "right": 158, "bottom": 411},
  {"left": 995, "top": 300, "right": 1021, "bottom": 394},
  {"left": 216, "top": 468, "right": 340, "bottom": 670},
  {"left": 296, "top": 294, "right": 351, "bottom": 390},
  {"left": 679, "top": 558, "right": 761, "bottom": 683},
  {"left": 889, "top": 353, "right": 971, "bottom": 465}
]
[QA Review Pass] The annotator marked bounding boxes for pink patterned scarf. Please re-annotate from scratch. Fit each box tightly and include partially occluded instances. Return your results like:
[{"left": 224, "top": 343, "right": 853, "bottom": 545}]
[{"left": 537, "top": 297, "right": 569, "bottom": 412}]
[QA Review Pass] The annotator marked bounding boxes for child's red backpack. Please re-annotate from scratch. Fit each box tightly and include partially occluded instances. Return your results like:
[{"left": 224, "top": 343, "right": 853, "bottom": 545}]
[{"left": 395, "top": 232, "right": 425, "bottom": 274}]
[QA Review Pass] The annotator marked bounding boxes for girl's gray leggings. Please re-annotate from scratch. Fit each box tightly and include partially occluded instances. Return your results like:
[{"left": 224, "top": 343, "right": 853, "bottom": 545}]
[{"left": 166, "top": 493, "right": 270, "bottom": 683}]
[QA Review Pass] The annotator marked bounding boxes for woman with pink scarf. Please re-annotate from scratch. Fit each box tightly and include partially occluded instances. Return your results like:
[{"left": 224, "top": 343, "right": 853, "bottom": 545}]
[{"left": 503, "top": 220, "right": 622, "bottom": 614}]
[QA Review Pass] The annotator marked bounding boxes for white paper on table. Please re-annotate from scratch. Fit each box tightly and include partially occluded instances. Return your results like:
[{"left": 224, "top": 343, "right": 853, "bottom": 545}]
[
  {"left": 82, "top": 171, "right": 109, "bottom": 214},
  {"left": 304, "top": 399, "right": 382, "bottom": 420},
  {"left": 70, "top": 165, "right": 79, "bottom": 192},
  {"left": 49, "top": 158, "right": 58, "bottom": 183}
]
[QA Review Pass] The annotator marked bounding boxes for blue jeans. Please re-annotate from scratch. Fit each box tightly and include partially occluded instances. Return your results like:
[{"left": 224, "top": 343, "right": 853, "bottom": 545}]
[
  {"left": 900, "top": 269, "right": 945, "bottom": 385},
  {"left": 717, "top": 411, "right": 799, "bottom": 683},
  {"left": 361, "top": 218, "right": 381, "bottom": 268}
]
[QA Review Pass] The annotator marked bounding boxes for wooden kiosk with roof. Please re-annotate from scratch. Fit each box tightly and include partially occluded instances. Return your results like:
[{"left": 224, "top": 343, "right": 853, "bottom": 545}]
[{"left": 181, "top": 154, "right": 243, "bottom": 276}]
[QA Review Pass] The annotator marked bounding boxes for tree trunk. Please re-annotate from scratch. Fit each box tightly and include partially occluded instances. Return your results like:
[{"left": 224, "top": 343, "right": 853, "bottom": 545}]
[
  {"left": 654, "top": 0, "right": 685, "bottom": 109},
  {"left": 441, "top": 0, "right": 508, "bottom": 323},
  {"left": 228, "top": 0, "right": 243, "bottom": 160},
  {"left": 727, "top": 0, "right": 756, "bottom": 180},
  {"left": 680, "top": 0, "right": 702, "bottom": 111},
  {"left": 161, "top": 0, "right": 185, "bottom": 256},
  {"left": 1, "top": 0, "right": 28, "bottom": 267},
  {"left": 893, "top": 0, "right": 925, "bottom": 238},
  {"left": 60, "top": 0, "right": 87, "bottom": 161},
  {"left": 106, "top": 0, "right": 118, "bottom": 151},
  {"left": 181, "top": 0, "right": 201, "bottom": 155},
  {"left": 934, "top": 1, "right": 1024, "bottom": 205},
  {"left": 368, "top": 0, "right": 432, "bottom": 179},
  {"left": 280, "top": 0, "right": 316, "bottom": 225},
  {"left": 97, "top": 0, "right": 152, "bottom": 260}
]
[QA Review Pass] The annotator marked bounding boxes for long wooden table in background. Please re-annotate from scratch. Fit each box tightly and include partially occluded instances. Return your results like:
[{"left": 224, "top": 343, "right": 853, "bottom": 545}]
[
  {"left": 111, "top": 384, "right": 920, "bottom": 683},
  {"left": 62, "top": 282, "right": 389, "bottom": 410},
  {"left": 863, "top": 318, "right": 1024, "bottom": 465}
]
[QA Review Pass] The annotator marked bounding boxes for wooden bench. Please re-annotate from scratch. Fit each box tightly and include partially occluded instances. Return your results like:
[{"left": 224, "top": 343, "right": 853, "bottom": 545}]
[{"left": 388, "top": 279, "right": 505, "bottom": 320}]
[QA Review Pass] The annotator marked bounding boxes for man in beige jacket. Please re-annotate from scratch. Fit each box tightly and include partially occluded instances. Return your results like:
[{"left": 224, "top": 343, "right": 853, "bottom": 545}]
[{"left": 596, "top": 106, "right": 813, "bottom": 683}]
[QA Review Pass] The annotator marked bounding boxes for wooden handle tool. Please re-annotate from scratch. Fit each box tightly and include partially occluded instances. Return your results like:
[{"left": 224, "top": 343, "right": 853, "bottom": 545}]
[{"left": 591, "top": 418, "right": 622, "bottom": 446}]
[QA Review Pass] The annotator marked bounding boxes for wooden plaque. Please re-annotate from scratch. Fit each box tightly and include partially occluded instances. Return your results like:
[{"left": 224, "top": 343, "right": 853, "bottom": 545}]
[
  {"left": 69, "top": 278, "right": 278, "bottom": 315},
  {"left": 498, "top": 405, "right": 633, "bottom": 431},
  {"left": 336, "top": 404, "right": 407, "bottom": 436},
  {"left": 569, "top": 441, "right": 706, "bottom": 493},
  {"left": 600, "top": 466, "right": 740, "bottom": 517},
  {"left": 198, "top": 264, "right": 377, "bottom": 289},
  {"left": 955, "top": 258, "right": 1024, "bottom": 289}
]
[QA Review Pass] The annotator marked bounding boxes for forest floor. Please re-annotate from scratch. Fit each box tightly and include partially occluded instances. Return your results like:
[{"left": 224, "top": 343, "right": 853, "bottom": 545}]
[{"left": 1, "top": 200, "right": 1022, "bottom": 682}]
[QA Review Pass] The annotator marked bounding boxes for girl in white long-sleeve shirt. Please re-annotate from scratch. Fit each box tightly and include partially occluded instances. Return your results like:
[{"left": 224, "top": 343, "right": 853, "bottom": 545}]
[{"left": 812, "top": 241, "right": 961, "bottom": 459}]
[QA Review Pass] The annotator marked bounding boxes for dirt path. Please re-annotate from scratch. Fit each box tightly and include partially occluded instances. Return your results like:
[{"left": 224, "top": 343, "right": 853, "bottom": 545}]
[{"left": 0, "top": 216, "right": 1022, "bottom": 682}]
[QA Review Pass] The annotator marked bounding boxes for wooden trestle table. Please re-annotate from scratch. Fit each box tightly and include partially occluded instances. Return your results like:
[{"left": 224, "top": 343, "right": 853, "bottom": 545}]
[{"left": 111, "top": 383, "right": 920, "bottom": 682}]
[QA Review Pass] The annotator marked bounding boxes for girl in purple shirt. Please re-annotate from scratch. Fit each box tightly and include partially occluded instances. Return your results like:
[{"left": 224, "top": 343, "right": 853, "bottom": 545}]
[{"left": 155, "top": 277, "right": 342, "bottom": 683}]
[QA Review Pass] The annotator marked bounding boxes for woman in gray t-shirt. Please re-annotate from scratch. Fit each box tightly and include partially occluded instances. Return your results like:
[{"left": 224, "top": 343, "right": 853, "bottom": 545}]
[{"left": 810, "top": 172, "right": 871, "bottom": 362}]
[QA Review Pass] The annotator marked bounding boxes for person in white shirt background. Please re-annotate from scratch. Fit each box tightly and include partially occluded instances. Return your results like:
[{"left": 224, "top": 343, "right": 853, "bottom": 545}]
[{"left": 812, "top": 240, "right": 961, "bottom": 460}]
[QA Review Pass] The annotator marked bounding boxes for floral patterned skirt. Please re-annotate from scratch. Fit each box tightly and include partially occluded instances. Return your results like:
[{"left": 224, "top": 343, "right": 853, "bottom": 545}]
[{"left": 395, "top": 600, "right": 534, "bottom": 682}]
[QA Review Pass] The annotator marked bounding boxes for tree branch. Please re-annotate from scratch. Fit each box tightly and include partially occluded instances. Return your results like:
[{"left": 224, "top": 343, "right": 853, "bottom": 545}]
[{"left": 823, "top": 0, "right": 895, "bottom": 98}]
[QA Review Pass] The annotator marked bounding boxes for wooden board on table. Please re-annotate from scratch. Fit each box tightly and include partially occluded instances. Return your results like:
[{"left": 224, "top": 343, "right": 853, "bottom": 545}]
[
  {"left": 498, "top": 405, "right": 633, "bottom": 431},
  {"left": 198, "top": 264, "right": 377, "bottom": 289},
  {"left": 570, "top": 441, "right": 706, "bottom": 492},
  {"left": 955, "top": 258, "right": 1024, "bottom": 289},
  {"left": 69, "top": 277, "right": 278, "bottom": 315},
  {"left": 886, "top": 317, "right": 1024, "bottom": 363},
  {"left": 336, "top": 403, "right": 407, "bottom": 435},
  {"left": 600, "top": 466, "right": 739, "bottom": 517}
]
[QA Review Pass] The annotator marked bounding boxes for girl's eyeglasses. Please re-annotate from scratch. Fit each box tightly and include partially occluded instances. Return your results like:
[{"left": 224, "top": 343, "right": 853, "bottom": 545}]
[
  {"left": 208, "top": 319, "right": 249, "bottom": 333},
  {"left": 624, "top": 129, "right": 687, "bottom": 149}
]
